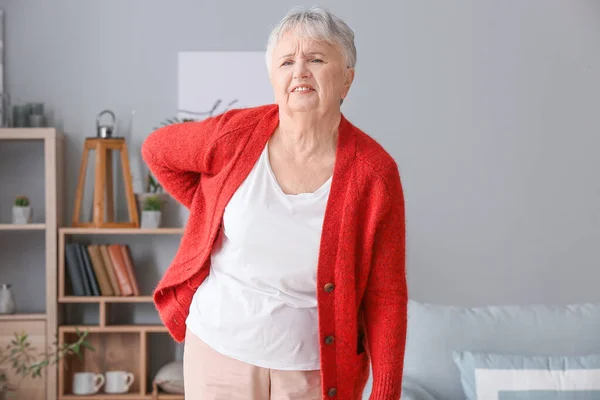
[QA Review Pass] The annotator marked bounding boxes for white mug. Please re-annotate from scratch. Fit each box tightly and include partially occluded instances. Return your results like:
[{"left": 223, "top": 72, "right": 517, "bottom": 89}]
[
  {"left": 104, "top": 370, "right": 135, "bottom": 394},
  {"left": 72, "top": 372, "right": 104, "bottom": 395}
]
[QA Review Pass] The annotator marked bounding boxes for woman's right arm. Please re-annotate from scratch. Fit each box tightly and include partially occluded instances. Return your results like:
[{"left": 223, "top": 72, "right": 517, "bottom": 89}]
[{"left": 141, "top": 115, "right": 224, "bottom": 209}]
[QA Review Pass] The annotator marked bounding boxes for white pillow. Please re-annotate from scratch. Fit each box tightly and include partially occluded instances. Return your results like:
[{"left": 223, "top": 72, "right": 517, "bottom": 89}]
[{"left": 153, "top": 361, "right": 184, "bottom": 394}]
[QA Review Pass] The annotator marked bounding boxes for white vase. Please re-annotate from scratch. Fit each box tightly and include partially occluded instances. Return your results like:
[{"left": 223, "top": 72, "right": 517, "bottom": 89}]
[
  {"left": 0, "top": 284, "right": 16, "bottom": 314},
  {"left": 12, "top": 206, "right": 31, "bottom": 224},
  {"left": 141, "top": 211, "right": 162, "bottom": 229}
]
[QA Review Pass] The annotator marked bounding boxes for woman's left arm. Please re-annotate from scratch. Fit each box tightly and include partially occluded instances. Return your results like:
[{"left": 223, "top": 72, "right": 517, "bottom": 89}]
[{"left": 364, "top": 164, "right": 408, "bottom": 400}]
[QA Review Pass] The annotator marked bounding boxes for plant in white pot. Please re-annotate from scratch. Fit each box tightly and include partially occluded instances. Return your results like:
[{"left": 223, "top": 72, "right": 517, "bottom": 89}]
[
  {"left": 11, "top": 196, "right": 31, "bottom": 225},
  {"left": 135, "top": 174, "right": 169, "bottom": 219},
  {"left": 141, "top": 195, "right": 163, "bottom": 229}
]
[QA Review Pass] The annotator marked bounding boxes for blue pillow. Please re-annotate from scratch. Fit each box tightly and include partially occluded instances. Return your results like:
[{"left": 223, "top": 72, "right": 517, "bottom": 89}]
[
  {"left": 403, "top": 300, "right": 600, "bottom": 400},
  {"left": 452, "top": 351, "right": 600, "bottom": 400}
]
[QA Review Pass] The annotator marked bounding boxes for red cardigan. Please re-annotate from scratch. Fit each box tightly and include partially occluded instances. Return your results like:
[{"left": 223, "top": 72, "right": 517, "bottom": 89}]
[{"left": 141, "top": 104, "right": 407, "bottom": 400}]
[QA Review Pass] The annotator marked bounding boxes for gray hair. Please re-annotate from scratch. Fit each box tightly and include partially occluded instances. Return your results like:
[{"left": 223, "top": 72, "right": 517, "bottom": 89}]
[{"left": 265, "top": 6, "right": 357, "bottom": 74}]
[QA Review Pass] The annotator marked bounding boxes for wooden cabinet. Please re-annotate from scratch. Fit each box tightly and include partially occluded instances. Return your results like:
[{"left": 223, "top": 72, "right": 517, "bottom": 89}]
[{"left": 0, "top": 128, "right": 63, "bottom": 400}]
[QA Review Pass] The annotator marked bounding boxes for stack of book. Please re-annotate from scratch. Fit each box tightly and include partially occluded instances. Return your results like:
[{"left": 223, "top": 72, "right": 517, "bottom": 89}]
[{"left": 64, "top": 243, "right": 140, "bottom": 296}]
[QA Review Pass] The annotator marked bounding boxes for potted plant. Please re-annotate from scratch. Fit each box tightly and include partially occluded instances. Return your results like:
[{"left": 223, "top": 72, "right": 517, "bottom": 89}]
[
  {"left": 140, "top": 195, "right": 163, "bottom": 229},
  {"left": 11, "top": 197, "right": 31, "bottom": 225},
  {"left": 0, "top": 329, "right": 93, "bottom": 399},
  {"left": 135, "top": 173, "right": 169, "bottom": 221}
]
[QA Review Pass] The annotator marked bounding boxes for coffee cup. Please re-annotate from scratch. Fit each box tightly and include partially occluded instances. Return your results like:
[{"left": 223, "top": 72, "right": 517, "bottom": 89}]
[
  {"left": 72, "top": 372, "right": 104, "bottom": 395},
  {"left": 104, "top": 370, "right": 135, "bottom": 394}
]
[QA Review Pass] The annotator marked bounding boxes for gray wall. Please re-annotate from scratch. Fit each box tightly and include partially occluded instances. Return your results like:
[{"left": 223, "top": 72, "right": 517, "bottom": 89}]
[{"left": 1, "top": 0, "right": 600, "bottom": 316}]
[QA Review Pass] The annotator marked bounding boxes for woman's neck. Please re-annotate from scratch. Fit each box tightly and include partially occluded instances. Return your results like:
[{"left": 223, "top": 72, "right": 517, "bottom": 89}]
[{"left": 274, "top": 109, "right": 341, "bottom": 162}]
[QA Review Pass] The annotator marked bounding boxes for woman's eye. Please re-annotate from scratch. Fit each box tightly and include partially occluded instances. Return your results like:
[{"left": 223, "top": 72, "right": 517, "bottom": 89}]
[
  {"left": 282, "top": 61, "right": 293, "bottom": 66},
  {"left": 311, "top": 59, "right": 323, "bottom": 63}
]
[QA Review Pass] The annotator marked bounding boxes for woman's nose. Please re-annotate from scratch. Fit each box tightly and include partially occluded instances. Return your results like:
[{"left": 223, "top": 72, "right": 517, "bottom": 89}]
[{"left": 293, "top": 60, "right": 311, "bottom": 79}]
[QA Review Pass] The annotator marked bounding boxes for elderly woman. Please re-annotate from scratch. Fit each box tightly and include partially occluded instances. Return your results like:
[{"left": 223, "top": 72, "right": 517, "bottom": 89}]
[{"left": 142, "top": 6, "right": 407, "bottom": 400}]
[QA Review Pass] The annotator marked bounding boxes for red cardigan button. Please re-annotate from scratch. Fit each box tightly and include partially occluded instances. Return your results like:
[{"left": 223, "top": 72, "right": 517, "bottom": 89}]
[{"left": 327, "top": 388, "right": 337, "bottom": 397}]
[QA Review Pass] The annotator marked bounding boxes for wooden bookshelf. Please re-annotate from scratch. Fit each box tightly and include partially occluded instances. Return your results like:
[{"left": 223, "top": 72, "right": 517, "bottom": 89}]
[
  {"left": 1, "top": 129, "right": 184, "bottom": 399},
  {"left": 0, "top": 128, "right": 64, "bottom": 400},
  {"left": 57, "top": 228, "right": 184, "bottom": 399}
]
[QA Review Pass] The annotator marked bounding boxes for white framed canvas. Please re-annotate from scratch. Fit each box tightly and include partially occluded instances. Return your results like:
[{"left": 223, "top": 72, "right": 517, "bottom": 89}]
[
  {"left": 151, "top": 51, "right": 274, "bottom": 227},
  {"left": 177, "top": 51, "right": 274, "bottom": 121}
]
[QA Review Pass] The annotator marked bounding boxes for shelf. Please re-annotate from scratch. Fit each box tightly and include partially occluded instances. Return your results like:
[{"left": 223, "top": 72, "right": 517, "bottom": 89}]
[
  {"left": 60, "top": 227, "right": 184, "bottom": 235},
  {"left": 59, "top": 296, "right": 153, "bottom": 303},
  {"left": 59, "top": 394, "right": 183, "bottom": 400},
  {"left": 0, "top": 223, "right": 46, "bottom": 230},
  {"left": 0, "top": 313, "right": 46, "bottom": 321},
  {"left": 0, "top": 127, "right": 58, "bottom": 140},
  {"left": 59, "top": 325, "right": 168, "bottom": 333},
  {"left": 60, "top": 396, "right": 142, "bottom": 400}
]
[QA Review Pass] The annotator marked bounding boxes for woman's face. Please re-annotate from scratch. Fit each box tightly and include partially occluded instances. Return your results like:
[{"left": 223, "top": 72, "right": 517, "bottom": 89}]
[{"left": 269, "top": 30, "right": 354, "bottom": 115}]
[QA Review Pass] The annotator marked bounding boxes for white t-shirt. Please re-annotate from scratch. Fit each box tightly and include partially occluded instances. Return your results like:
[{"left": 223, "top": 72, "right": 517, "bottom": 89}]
[{"left": 185, "top": 141, "right": 331, "bottom": 371}]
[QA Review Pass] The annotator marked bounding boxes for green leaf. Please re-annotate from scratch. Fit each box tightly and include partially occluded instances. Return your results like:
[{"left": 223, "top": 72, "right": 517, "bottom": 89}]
[{"left": 81, "top": 341, "right": 95, "bottom": 351}]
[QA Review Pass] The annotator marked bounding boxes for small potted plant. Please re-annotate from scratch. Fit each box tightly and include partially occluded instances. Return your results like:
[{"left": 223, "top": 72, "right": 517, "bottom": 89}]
[
  {"left": 141, "top": 195, "right": 163, "bottom": 229},
  {"left": 12, "top": 196, "right": 31, "bottom": 225},
  {"left": 135, "top": 174, "right": 169, "bottom": 219},
  {"left": 0, "top": 329, "right": 93, "bottom": 399}
]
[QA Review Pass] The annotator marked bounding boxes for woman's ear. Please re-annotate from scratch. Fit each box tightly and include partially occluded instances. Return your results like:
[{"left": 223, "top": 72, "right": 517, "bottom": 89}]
[{"left": 341, "top": 67, "right": 355, "bottom": 100}]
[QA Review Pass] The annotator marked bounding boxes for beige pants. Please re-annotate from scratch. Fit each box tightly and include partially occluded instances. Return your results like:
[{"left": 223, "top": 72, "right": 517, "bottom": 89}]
[{"left": 184, "top": 328, "right": 322, "bottom": 399}]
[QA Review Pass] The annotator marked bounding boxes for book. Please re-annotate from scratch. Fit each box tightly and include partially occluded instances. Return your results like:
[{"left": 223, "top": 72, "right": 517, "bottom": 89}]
[
  {"left": 107, "top": 244, "right": 134, "bottom": 296},
  {"left": 87, "top": 245, "right": 114, "bottom": 296},
  {"left": 120, "top": 245, "right": 140, "bottom": 296},
  {"left": 74, "top": 243, "right": 92, "bottom": 295},
  {"left": 78, "top": 243, "right": 100, "bottom": 296},
  {"left": 64, "top": 243, "right": 86, "bottom": 296},
  {"left": 99, "top": 244, "right": 121, "bottom": 296}
]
